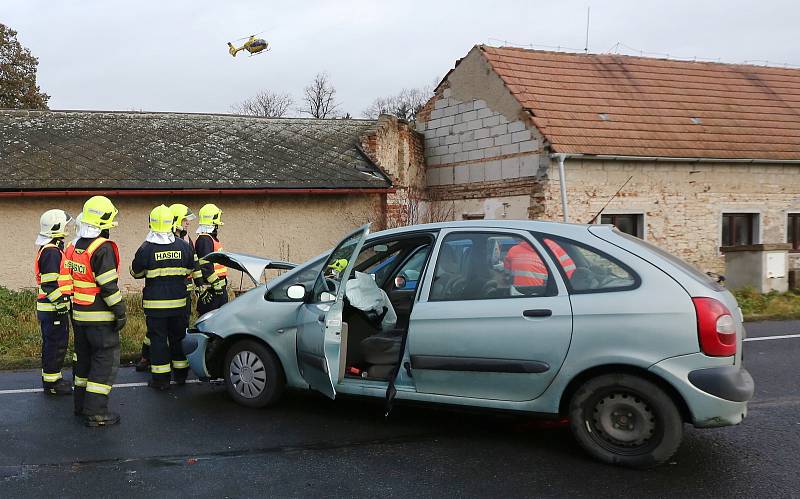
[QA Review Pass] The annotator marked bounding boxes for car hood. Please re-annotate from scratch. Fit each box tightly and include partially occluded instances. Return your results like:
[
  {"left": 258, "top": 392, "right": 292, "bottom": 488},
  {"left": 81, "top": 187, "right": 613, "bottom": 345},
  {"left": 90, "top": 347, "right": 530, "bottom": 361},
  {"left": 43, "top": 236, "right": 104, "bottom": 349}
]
[{"left": 202, "top": 251, "right": 296, "bottom": 285}]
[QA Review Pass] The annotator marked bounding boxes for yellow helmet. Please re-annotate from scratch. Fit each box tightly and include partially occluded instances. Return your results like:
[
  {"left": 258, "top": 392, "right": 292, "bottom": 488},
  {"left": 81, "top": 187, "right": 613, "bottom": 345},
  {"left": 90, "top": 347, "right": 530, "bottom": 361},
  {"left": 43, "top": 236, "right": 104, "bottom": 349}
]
[
  {"left": 82, "top": 196, "right": 118, "bottom": 229},
  {"left": 198, "top": 203, "right": 223, "bottom": 226},
  {"left": 149, "top": 204, "right": 174, "bottom": 233},
  {"left": 169, "top": 203, "right": 196, "bottom": 230},
  {"left": 328, "top": 258, "right": 349, "bottom": 273}
]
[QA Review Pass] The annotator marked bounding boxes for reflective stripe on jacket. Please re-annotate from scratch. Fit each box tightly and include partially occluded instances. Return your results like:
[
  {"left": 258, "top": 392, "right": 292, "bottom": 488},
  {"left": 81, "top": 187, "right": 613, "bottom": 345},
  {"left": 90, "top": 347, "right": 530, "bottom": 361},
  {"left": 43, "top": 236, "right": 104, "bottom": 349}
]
[
  {"left": 34, "top": 243, "right": 73, "bottom": 313},
  {"left": 503, "top": 242, "right": 549, "bottom": 287},
  {"left": 65, "top": 237, "right": 122, "bottom": 324},
  {"left": 130, "top": 238, "right": 194, "bottom": 316}
]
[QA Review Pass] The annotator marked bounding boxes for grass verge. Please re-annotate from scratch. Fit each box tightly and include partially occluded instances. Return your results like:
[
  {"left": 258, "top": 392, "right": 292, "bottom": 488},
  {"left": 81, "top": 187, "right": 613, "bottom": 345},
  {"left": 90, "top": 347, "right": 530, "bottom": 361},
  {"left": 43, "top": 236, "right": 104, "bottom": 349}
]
[
  {"left": 733, "top": 287, "right": 800, "bottom": 322},
  {"left": 0, "top": 287, "right": 149, "bottom": 370}
]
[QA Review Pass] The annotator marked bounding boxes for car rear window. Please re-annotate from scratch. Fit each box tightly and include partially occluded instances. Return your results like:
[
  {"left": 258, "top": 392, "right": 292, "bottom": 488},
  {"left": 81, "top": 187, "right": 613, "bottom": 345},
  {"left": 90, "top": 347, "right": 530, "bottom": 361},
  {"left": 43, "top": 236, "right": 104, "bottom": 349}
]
[{"left": 611, "top": 230, "right": 725, "bottom": 292}]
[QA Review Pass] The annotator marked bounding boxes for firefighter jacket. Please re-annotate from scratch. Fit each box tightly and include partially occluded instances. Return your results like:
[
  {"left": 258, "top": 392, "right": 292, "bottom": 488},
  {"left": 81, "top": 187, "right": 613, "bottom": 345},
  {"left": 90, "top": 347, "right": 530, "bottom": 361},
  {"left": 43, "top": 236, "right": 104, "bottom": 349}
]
[
  {"left": 66, "top": 237, "right": 125, "bottom": 325},
  {"left": 195, "top": 233, "right": 227, "bottom": 292},
  {"left": 34, "top": 240, "right": 73, "bottom": 319},
  {"left": 503, "top": 239, "right": 576, "bottom": 287},
  {"left": 130, "top": 238, "right": 194, "bottom": 317}
]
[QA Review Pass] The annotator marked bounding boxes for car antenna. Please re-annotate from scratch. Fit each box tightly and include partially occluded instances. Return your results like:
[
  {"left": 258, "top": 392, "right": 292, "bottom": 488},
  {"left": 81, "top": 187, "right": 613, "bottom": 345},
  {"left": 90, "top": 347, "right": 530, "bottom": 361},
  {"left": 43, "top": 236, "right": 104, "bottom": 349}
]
[{"left": 586, "top": 176, "right": 633, "bottom": 224}]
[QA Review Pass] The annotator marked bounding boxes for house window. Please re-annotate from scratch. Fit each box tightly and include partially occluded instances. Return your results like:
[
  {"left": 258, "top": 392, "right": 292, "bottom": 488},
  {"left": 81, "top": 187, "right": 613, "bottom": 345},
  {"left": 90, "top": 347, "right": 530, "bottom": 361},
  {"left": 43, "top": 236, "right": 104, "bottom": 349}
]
[
  {"left": 601, "top": 214, "right": 644, "bottom": 238},
  {"left": 462, "top": 213, "right": 484, "bottom": 220},
  {"left": 789, "top": 213, "right": 800, "bottom": 251},
  {"left": 722, "top": 213, "right": 759, "bottom": 247}
]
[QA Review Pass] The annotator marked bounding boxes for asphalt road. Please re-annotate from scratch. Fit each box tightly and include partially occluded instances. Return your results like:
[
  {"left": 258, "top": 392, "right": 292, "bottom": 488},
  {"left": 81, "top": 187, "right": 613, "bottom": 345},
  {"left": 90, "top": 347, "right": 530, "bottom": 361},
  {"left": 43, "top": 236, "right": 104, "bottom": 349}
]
[{"left": 0, "top": 321, "right": 798, "bottom": 498}]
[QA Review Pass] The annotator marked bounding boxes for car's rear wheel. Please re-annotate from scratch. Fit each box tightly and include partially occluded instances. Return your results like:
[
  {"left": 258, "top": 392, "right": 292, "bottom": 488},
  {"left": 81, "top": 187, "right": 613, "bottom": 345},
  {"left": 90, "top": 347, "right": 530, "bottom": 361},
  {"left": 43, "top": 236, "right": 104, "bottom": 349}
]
[
  {"left": 568, "top": 373, "right": 683, "bottom": 468},
  {"left": 224, "top": 339, "right": 285, "bottom": 408}
]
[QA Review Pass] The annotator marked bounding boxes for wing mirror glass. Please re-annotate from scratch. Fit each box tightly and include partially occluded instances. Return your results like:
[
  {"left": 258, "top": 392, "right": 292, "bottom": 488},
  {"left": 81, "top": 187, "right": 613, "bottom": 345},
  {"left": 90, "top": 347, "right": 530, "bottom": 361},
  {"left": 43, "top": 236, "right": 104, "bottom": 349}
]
[
  {"left": 394, "top": 275, "right": 407, "bottom": 289},
  {"left": 286, "top": 284, "right": 307, "bottom": 301}
]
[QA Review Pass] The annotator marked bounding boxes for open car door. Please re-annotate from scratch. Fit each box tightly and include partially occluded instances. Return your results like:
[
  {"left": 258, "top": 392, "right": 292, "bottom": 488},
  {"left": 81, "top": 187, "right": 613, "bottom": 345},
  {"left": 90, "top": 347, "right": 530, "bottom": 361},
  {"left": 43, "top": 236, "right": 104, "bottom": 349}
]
[
  {"left": 295, "top": 224, "right": 370, "bottom": 399},
  {"left": 202, "top": 251, "right": 296, "bottom": 286}
]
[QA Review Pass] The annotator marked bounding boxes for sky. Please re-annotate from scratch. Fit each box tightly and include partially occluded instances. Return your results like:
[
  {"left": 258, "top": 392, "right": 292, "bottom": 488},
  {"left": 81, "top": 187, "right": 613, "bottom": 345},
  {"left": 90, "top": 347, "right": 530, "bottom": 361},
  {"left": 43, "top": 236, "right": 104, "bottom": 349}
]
[{"left": 4, "top": 0, "right": 799, "bottom": 117}]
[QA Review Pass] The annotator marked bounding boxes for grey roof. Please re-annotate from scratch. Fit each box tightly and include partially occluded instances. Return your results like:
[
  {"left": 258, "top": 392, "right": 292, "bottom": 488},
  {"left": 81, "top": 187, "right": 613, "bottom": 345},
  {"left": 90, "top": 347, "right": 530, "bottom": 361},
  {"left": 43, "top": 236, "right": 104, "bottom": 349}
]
[{"left": 0, "top": 110, "right": 390, "bottom": 191}]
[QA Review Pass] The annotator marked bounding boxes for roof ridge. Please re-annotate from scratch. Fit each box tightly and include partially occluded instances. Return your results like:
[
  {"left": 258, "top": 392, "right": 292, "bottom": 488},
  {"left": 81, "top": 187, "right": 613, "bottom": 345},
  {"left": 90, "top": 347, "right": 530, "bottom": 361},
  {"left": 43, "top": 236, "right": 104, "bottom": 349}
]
[
  {"left": 0, "top": 108, "right": 379, "bottom": 123},
  {"left": 480, "top": 44, "right": 800, "bottom": 74}
]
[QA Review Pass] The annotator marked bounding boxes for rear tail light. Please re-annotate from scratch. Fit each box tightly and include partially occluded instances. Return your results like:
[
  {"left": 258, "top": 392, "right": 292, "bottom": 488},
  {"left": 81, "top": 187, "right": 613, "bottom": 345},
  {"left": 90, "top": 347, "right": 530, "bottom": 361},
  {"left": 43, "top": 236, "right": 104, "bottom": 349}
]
[{"left": 692, "top": 297, "right": 737, "bottom": 357}]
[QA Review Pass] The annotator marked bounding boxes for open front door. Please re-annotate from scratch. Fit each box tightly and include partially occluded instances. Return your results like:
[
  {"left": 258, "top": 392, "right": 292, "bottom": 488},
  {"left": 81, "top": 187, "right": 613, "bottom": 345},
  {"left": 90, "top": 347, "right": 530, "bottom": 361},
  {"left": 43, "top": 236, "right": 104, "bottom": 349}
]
[{"left": 296, "top": 225, "right": 370, "bottom": 399}]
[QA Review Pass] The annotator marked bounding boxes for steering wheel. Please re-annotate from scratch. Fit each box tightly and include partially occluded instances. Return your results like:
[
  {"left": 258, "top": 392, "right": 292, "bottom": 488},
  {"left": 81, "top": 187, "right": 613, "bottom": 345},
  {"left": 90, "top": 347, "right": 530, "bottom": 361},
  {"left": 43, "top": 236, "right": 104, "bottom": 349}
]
[{"left": 445, "top": 276, "right": 467, "bottom": 298}]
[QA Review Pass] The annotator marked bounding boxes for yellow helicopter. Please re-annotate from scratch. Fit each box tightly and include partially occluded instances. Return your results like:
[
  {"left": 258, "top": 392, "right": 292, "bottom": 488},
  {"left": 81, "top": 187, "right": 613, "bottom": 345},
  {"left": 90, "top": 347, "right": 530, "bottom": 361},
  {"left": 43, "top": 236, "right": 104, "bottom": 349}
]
[{"left": 227, "top": 35, "right": 270, "bottom": 57}]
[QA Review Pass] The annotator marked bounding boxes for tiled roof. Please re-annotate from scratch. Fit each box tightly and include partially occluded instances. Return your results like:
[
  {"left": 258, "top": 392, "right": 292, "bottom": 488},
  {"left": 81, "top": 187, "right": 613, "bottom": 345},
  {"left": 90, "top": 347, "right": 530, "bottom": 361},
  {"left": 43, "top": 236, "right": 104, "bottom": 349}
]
[
  {"left": 0, "top": 110, "right": 389, "bottom": 191},
  {"left": 480, "top": 46, "right": 800, "bottom": 160}
]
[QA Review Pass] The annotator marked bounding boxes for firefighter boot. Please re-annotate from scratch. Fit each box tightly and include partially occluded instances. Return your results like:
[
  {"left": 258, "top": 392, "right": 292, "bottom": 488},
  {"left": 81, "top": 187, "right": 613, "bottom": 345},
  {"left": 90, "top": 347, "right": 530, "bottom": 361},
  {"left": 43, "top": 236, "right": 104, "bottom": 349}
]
[
  {"left": 134, "top": 357, "right": 150, "bottom": 372},
  {"left": 84, "top": 411, "right": 120, "bottom": 427},
  {"left": 43, "top": 378, "right": 72, "bottom": 396},
  {"left": 74, "top": 387, "right": 86, "bottom": 416},
  {"left": 148, "top": 375, "right": 171, "bottom": 391}
]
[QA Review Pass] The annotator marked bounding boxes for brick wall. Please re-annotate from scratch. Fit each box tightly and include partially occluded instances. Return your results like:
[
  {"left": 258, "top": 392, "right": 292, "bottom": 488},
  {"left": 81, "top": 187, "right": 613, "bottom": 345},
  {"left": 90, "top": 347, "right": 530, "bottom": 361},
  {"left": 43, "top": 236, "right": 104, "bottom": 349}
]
[
  {"left": 544, "top": 159, "right": 800, "bottom": 273},
  {"left": 360, "top": 115, "right": 427, "bottom": 227}
]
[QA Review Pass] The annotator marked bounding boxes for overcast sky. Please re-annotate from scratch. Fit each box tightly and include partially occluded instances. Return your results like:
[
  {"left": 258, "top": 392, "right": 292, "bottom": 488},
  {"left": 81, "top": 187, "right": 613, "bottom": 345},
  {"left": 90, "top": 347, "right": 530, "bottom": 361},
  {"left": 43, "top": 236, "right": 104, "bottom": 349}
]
[{"left": 4, "top": 0, "right": 799, "bottom": 117}]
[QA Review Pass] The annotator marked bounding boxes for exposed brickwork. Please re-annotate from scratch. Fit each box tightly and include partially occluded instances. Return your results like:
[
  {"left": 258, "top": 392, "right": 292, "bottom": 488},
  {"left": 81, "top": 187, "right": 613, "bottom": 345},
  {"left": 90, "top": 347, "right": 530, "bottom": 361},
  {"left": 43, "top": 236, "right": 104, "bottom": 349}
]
[{"left": 542, "top": 159, "right": 800, "bottom": 272}]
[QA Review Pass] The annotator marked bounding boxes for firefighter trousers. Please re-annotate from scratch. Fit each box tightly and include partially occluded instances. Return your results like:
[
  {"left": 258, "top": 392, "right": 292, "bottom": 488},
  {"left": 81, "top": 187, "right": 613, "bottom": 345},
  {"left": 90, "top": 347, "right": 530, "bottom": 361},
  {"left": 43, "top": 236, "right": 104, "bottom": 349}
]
[
  {"left": 73, "top": 324, "right": 120, "bottom": 415},
  {"left": 140, "top": 301, "right": 191, "bottom": 361},
  {"left": 146, "top": 315, "right": 189, "bottom": 382},
  {"left": 39, "top": 314, "right": 69, "bottom": 386}
]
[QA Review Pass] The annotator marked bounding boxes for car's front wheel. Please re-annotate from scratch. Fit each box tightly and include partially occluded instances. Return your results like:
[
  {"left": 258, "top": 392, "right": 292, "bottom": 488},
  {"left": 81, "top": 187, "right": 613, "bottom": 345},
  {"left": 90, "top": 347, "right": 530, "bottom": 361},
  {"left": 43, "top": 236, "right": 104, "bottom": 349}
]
[
  {"left": 568, "top": 373, "right": 683, "bottom": 468},
  {"left": 223, "top": 339, "right": 285, "bottom": 408}
]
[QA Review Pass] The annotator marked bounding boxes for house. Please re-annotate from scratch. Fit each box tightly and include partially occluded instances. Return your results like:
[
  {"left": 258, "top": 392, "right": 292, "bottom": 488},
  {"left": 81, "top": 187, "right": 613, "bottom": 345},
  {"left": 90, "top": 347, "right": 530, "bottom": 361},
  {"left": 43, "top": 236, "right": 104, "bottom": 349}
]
[
  {"left": 416, "top": 45, "right": 800, "bottom": 274},
  {"left": 0, "top": 110, "right": 423, "bottom": 290}
]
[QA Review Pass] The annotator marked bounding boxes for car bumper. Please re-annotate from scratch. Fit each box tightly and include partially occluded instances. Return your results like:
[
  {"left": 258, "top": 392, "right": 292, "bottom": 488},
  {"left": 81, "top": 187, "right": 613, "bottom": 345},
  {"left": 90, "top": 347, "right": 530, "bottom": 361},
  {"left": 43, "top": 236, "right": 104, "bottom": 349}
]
[
  {"left": 182, "top": 331, "right": 211, "bottom": 379},
  {"left": 649, "top": 354, "right": 753, "bottom": 428}
]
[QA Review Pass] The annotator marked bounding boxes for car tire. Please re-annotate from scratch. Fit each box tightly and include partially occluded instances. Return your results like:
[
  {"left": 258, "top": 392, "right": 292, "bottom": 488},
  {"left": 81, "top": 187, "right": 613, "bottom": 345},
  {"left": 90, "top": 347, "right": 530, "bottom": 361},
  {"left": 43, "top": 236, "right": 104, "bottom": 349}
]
[
  {"left": 223, "top": 339, "right": 285, "bottom": 408},
  {"left": 568, "top": 373, "right": 683, "bottom": 468}
]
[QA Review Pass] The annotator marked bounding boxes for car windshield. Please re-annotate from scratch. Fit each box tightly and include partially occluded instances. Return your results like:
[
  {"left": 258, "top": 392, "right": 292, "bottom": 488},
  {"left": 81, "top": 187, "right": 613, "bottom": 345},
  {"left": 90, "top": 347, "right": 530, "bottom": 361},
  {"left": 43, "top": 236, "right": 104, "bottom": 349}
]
[{"left": 265, "top": 254, "right": 327, "bottom": 301}]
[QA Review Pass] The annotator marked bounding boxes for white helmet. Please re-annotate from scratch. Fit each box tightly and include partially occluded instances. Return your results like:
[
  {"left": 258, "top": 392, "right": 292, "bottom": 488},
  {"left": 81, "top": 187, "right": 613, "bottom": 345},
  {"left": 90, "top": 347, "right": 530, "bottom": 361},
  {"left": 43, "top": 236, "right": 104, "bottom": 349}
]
[{"left": 39, "top": 209, "right": 73, "bottom": 239}]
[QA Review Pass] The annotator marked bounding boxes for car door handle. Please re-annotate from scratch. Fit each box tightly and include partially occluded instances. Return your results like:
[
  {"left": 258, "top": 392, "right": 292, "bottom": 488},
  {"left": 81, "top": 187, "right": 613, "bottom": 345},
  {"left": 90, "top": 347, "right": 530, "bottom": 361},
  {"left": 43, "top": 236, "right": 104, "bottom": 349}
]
[{"left": 523, "top": 309, "right": 552, "bottom": 318}]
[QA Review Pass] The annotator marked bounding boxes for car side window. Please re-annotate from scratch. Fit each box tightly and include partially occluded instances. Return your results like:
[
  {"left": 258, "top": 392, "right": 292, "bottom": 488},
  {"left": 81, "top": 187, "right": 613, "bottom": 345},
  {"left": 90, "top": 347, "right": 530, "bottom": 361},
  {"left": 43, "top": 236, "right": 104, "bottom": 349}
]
[
  {"left": 392, "top": 245, "right": 429, "bottom": 290},
  {"left": 430, "top": 232, "right": 553, "bottom": 301},
  {"left": 539, "top": 235, "right": 638, "bottom": 293}
]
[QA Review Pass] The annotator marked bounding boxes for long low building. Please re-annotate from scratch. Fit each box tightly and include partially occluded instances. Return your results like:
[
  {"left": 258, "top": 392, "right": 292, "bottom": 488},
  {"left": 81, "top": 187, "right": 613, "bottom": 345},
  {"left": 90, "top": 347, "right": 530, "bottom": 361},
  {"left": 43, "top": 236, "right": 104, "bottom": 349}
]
[{"left": 0, "top": 111, "right": 423, "bottom": 290}]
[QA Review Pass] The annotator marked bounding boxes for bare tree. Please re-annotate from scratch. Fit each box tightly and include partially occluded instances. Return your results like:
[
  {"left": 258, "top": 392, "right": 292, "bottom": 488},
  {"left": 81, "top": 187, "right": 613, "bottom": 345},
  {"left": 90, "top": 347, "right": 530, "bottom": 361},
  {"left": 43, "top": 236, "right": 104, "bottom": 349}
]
[
  {"left": 301, "top": 72, "right": 340, "bottom": 119},
  {"left": 231, "top": 90, "right": 294, "bottom": 117},
  {"left": 362, "top": 83, "right": 435, "bottom": 121}
]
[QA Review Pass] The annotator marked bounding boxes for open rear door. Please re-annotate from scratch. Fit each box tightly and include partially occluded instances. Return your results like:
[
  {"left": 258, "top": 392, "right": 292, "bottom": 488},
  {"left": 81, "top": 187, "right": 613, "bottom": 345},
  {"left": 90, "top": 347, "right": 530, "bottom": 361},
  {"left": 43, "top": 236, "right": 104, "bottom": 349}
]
[{"left": 296, "top": 224, "right": 370, "bottom": 399}]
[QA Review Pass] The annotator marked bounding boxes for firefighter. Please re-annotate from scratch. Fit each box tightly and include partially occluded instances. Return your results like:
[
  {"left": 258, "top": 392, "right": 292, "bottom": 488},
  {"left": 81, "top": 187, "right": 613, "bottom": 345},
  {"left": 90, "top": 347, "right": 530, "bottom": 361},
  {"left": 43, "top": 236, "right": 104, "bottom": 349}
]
[
  {"left": 34, "top": 209, "right": 74, "bottom": 396},
  {"left": 130, "top": 205, "right": 195, "bottom": 389},
  {"left": 194, "top": 203, "right": 228, "bottom": 317},
  {"left": 503, "top": 238, "right": 575, "bottom": 295},
  {"left": 134, "top": 203, "right": 197, "bottom": 372},
  {"left": 66, "top": 196, "right": 126, "bottom": 427}
]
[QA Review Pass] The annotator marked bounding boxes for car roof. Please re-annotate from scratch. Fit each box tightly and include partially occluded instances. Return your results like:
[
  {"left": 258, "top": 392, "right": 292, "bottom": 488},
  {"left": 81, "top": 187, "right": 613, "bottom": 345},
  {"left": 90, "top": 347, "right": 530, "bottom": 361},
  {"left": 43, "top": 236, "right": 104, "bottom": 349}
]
[{"left": 366, "top": 220, "right": 603, "bottom": 241}]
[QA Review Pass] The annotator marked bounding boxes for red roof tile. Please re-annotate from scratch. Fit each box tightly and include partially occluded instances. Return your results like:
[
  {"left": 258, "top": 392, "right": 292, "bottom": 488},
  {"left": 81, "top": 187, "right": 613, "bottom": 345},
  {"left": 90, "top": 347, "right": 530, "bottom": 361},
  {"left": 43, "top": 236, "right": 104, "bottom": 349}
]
[{"left": 480, "top": 46, "right": 800, "bottom": 160}]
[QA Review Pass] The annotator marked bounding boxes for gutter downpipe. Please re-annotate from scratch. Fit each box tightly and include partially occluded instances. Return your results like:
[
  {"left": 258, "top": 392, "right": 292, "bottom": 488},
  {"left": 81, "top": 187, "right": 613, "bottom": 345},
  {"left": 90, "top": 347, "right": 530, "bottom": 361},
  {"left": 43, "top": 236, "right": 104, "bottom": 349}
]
[{"left": 556, "top": 153, "right": 568, "bottom": 223}]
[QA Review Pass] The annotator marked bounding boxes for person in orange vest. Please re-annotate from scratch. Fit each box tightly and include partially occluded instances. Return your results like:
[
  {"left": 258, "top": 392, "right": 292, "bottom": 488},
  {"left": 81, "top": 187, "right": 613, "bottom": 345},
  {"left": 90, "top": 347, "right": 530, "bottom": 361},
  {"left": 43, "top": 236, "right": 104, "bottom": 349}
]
[
  {"left": 194, "top": 203, "right": 228, "bottom": 317},
  {"left": 34, "top": 209, "right": 74, "bottom": 395},
  {"left": 66, "top": 196, "right": 126, "bottom": 427},
  {"left": 503, "top": 238, "right": 576, "bottom": 294}
]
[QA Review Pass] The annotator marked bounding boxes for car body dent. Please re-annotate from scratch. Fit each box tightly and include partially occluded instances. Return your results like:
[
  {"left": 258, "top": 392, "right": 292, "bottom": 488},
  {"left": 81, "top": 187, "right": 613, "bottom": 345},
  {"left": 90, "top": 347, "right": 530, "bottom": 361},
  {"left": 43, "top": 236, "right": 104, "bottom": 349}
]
[{"left": 193, "top": 283, "right": 307, "bottom": 389}]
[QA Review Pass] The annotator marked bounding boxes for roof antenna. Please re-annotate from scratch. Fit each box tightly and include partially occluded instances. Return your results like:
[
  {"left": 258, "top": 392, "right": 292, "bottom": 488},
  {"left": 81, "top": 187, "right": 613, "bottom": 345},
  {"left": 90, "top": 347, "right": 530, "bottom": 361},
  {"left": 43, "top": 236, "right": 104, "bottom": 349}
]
[{"left": 584, "top": 6, "right": 591, "bottom": 53}]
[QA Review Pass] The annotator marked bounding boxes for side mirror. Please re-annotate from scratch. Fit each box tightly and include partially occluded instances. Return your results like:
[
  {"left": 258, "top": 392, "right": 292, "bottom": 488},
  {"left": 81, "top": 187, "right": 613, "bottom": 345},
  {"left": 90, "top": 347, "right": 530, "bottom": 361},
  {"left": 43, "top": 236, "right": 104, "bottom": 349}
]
[
  {"left": 286, "top": 284, "right": 307, "bottom": 301},
  {"left": 394, "top": 275, "right": 407, "bottom": 289}
]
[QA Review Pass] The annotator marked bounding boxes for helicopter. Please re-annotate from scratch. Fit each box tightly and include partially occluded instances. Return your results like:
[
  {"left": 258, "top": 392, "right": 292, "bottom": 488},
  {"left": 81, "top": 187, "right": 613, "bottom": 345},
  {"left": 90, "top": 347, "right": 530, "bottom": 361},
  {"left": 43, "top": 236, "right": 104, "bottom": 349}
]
[{"left": 227, "top": 35, "right": 270, "bottom": 57}]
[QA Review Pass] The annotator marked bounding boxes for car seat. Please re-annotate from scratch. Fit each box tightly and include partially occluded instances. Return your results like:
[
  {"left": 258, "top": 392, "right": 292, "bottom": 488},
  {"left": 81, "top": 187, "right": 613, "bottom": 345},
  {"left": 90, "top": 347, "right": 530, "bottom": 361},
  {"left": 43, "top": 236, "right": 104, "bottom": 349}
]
[{"left": 345, "top": 272, "right": 403, "bottom": 379}]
